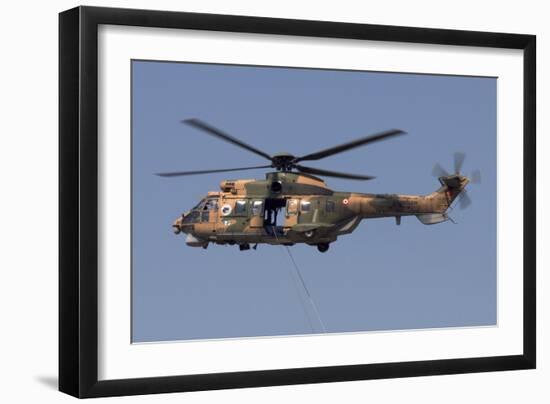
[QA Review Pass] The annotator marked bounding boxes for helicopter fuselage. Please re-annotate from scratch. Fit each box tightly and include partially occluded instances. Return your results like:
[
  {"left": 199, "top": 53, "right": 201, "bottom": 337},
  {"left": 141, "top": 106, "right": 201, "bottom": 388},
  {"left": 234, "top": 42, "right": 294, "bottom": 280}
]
[{"left": 173, "top": 171, "right": 468, "bottom": 252}]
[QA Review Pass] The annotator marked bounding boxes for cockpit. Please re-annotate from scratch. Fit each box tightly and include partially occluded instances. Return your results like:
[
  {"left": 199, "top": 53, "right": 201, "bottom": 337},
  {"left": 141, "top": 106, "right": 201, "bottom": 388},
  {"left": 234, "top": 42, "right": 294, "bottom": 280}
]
[{"left": 182, "top": 197, "right": 219, "bottom": 224}]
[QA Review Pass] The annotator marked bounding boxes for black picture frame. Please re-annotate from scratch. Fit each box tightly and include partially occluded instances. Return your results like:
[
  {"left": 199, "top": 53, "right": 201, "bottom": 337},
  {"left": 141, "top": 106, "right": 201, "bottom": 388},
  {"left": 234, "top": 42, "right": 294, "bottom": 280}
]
[{"left": 59, "top": 5, "right": 536, "bottom": 398}]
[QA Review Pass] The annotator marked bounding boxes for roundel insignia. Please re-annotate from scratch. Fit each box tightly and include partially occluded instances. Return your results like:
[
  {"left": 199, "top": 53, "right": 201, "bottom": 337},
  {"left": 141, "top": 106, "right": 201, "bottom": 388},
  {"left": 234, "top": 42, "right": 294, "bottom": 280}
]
[
  {"left": 221, "top": 204, "right": 232, "bottom": 216},
  {"left": 342, "top": 198, "right": 349, "bottom": 205}
]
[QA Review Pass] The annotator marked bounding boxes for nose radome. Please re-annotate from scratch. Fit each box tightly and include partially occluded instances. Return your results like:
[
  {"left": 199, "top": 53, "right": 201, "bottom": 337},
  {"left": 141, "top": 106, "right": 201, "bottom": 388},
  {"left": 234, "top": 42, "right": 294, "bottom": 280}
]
[{"left": 172, "top": 214, "right": 186, "bottom": 234}]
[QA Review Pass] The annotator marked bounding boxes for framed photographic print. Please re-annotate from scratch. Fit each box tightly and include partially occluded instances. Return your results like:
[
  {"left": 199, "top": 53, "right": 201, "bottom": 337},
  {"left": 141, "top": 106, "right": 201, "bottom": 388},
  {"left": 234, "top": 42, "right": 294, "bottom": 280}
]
[{"left": 59, "top": 6, "right": 536, "bottom": 398}]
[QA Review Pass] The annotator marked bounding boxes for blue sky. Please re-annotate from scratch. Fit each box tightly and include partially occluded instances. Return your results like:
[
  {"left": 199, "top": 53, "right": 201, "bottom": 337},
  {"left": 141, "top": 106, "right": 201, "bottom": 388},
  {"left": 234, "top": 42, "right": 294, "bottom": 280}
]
[{"left": 131, "top": 60, "right": 497, "bottom": 342}]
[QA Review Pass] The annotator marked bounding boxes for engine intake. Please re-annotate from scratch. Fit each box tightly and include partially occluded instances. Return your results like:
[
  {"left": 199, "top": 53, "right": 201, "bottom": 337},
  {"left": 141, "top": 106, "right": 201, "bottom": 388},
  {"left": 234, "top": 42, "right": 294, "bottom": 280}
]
[{"left": 270, "top": 181, "right": 283, "bottom": 193}]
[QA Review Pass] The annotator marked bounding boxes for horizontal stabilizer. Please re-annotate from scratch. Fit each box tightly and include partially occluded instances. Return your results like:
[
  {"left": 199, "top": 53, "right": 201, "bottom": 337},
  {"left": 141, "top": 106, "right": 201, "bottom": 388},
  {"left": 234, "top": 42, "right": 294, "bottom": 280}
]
[{"left": 416, "top": 213, "right": 449, "bottom": 225}]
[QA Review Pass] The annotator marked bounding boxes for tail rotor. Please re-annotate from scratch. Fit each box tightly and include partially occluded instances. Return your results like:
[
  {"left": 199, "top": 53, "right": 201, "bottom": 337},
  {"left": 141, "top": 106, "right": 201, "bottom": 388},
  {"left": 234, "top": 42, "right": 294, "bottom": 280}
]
[{"left": 432, "top": 152, "right": 481, "bottom": 210}]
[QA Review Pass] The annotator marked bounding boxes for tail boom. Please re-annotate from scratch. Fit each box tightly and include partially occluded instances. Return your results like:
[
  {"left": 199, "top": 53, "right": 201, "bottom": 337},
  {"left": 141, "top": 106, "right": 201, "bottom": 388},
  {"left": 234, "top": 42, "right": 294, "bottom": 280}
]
[{"left": 348, "top": 174, "right": 469, "bottom": 224}]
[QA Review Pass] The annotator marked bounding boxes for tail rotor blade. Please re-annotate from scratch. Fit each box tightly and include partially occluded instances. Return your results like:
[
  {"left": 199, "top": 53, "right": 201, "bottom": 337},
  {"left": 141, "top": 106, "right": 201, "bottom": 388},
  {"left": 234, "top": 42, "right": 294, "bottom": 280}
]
[
  {"left": 458, "top": 191, "right": 472, "bottom": 209},
  {"left": 471, "top": 169, "right": 482, "bottom": 184},
  {"left": 432, "top": 163, "right": 449, "bottom": 177},
  {"left": 454, "top": 152, "right": 466, "bottom": 174}
]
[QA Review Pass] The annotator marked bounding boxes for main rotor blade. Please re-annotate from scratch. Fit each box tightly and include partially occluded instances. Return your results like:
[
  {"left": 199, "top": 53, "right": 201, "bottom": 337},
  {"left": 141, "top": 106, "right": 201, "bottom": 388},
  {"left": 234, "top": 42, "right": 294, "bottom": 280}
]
[
  {"left": 458, "top": 191, "right": 472, "bottom": 209},
  {"left": 432, "top": 163, "right": 449, "bottom": 177},
  {"left": 454, "top": 152, "right": 466, "bottom": 174},
  {"left": 183, "top": 118, "right": 273, "bottom": 161},
  {"left": 155, "top": 164, "right": 272, "bottom": 177},
  {"left": 295, "top": 164, "right": 375, "bottom": 180},
  {"left": 295, "top": 129, "right": 405, "bottom": 162}
]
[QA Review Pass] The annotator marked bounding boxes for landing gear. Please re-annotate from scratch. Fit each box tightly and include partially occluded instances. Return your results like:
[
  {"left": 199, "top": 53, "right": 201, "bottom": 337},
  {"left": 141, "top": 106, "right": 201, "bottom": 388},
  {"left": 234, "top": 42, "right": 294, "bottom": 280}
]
[
  {"left": 239, "top": 243, "right": 250, "bottom": 251},
  {"left": 317, "top": 243, "right": 329, "bottom": 253}
]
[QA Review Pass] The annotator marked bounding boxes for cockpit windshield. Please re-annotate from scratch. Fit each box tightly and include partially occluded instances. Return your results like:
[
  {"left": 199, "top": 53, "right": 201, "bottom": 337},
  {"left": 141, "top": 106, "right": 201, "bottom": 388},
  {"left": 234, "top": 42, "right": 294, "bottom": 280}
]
[
  {"left": 192, "top": 199, "right": 207, "bottom": 211},
  {"left": 192, "top": 198, "right": 218, "bottom": 212},
  {"left": 184, "top": 198, "right": 220, "bottom": 224}
]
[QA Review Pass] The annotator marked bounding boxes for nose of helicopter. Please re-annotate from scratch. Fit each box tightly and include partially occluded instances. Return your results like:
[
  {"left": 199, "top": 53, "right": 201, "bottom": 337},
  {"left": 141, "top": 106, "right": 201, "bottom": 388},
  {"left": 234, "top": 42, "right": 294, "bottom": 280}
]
[{"left": 172, "top": 214, "right": 186, "bottom": 234}]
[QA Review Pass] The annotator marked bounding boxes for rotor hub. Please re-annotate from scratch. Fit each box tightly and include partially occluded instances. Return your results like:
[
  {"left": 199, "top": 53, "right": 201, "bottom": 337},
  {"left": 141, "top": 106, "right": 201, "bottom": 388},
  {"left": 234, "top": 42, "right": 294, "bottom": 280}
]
[{"left": 271, "top": 152, "right": 296, "bottom": 171}]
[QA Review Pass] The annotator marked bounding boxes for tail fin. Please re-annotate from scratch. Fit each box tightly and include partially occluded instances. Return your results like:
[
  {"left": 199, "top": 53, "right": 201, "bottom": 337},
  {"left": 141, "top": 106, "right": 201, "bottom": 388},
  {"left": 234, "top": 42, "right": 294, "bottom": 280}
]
[
  {"left": 417, "top": 175, "right": 469, "bottom": 225},
  {"left": 431, "top": 175, "right": 469, "bottom": 208}
]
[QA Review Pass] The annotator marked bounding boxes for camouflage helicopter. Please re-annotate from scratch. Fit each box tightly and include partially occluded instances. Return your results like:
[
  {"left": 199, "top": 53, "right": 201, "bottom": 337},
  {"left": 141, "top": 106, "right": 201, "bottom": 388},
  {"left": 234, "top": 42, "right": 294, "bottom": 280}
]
[{"left": 157, "top": 119, "right": 480, "bottom": 252}]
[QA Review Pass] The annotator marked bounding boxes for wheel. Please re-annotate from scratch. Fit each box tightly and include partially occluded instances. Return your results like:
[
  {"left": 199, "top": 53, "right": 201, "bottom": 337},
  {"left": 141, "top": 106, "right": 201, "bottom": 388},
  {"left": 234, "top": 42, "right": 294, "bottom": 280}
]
[
  {"left": 304, "top": 230, "right": 315, "bottom": 238},
  {"left": 317, "top": 243, "right": 329, "bottom": 253}
]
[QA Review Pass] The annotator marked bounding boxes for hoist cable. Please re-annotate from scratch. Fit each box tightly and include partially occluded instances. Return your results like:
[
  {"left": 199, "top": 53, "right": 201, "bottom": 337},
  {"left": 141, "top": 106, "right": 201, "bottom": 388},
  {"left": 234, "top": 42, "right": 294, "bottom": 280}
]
[
  {"left": 272, "top": 226, "right": 327, "bottom": 333},
  {"left": 283, "top": 245, "right": 327, "bottom": 333}
]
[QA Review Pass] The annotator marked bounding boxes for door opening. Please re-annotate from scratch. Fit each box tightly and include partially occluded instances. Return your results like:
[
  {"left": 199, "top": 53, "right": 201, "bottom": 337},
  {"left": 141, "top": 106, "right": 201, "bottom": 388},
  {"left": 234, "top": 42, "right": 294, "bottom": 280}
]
[{"left": 264, "top": 198, "right": 286, "bottom": 234}]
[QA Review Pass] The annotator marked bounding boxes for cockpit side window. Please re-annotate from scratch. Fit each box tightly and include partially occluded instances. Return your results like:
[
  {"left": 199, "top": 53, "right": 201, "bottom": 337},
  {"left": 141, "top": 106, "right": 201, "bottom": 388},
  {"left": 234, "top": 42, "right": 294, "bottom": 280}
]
[{"left": 205, "top": 199, "right": 218, "bottom": 211}]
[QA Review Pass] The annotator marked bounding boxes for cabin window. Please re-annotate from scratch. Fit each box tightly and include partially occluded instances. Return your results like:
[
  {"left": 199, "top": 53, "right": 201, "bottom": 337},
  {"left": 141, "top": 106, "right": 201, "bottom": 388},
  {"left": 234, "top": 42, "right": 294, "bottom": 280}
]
[
  {"left": 286, "top": 199, "right": 298, "bottom": 216},
  {"left": 300, "top": 200, "right": 311, "bottom": 212},
  {"left": 252, "top": 200, "right": 264, "bottom": 216},
  {"left": 326, "top": 200, "right": 335, "bottom": 212},
  {"left": 235, "top": 200, "right": 248, "bottom": 215}
]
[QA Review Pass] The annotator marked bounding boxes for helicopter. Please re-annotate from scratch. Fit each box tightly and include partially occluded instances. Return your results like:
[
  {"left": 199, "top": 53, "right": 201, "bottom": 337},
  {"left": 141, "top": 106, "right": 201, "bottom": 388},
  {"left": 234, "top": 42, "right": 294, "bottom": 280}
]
[{"left": 156, "top": 119, "right": 480, "bottom": 253}]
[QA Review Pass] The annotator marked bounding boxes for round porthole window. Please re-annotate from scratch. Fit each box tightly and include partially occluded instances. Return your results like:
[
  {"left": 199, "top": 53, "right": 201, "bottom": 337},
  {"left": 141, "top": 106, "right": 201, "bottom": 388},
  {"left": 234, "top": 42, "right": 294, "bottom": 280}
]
[{"left": 221, "top": 204, "right": 232, "bottom": 216}]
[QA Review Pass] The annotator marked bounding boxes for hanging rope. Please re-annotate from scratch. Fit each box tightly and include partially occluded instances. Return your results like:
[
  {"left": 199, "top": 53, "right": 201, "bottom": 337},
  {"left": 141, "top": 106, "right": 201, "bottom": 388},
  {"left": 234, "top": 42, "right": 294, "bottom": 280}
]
[
  {"left": 272, "top": 226, "right": 327, "bottom": 333},
  {"left": 283, "top": 245, "right": 327, "bottom": 333},
  {"left": 284, "top": 255, "right": 316, "bottom": 333}
]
